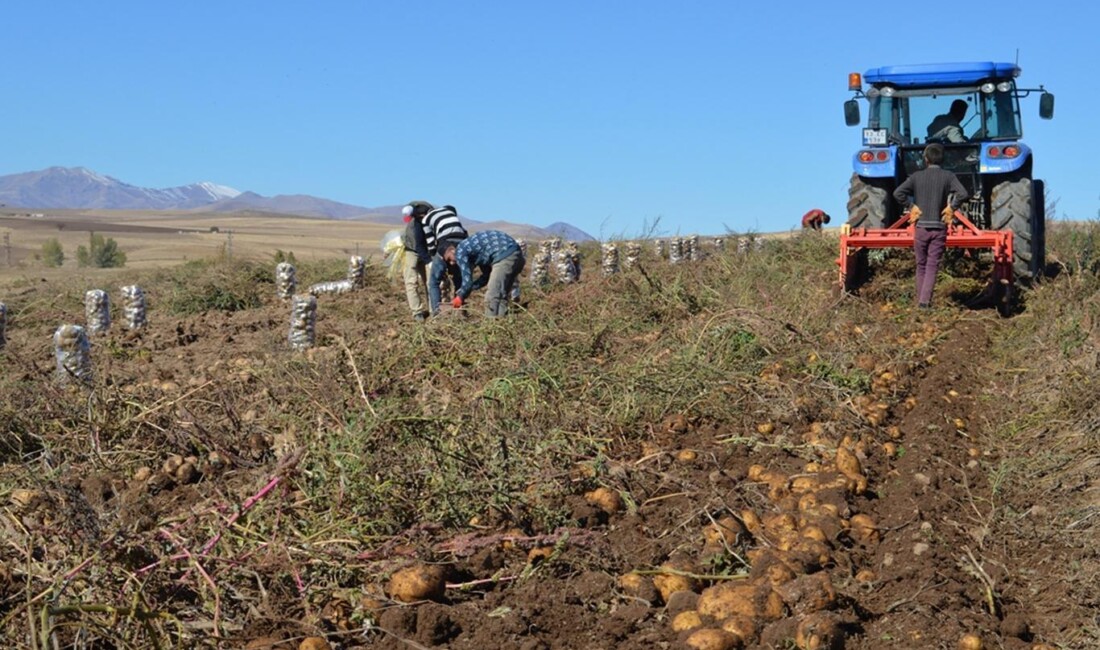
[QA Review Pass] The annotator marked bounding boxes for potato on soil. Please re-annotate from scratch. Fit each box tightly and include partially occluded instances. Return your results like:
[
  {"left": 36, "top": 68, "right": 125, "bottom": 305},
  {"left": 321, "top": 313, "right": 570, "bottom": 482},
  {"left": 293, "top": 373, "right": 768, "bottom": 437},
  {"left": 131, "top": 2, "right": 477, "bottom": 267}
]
[
  {"left": 386, "top": 564, "right": 446, "bottom": 603},
  {"left": 652, "top": 562, "right": 699, "bottom": 603},
  {"left": 583, "top": 486, "right": 624, "bottom": 514},
  {"left": 671, "top": 610, "right": 706, "bottom": 632},
  {"left": 848, "top": 514, "right": 880, "bottom": 545},
  {"left": 720, "top": 614, "right": 758, "bottom": 645},
  {"left": 698, "top": 582, "right": 784, "bottom": 621},
  {"left": 676, "top": 449, "right": 698, "bottom": 463},
  {"left": 835, "top": 446, "right": 862, "bottom": 481},
  {"left": 704, "top": 516, "right": 748, "bottom": 547},
  {"left": 796, "top": 611, "right": 844, "bottom": 650},
  {"left": 686, "top": 627, "right": 741, "bottom": 650},
  {"left": 527, "top": 547, "right": 555, "bottom": 564},
  {"left": 740, "top": 510, "right": 763, "bottom": 535},
  {"left": 618, "top": 572, "right": 657, "bottom": 603},
  {"left": 299, "top": 638, "right": 331, "bottom": 650},
  {"left": 958, "top": 633, "right": 983, "bottom": 650},
  {"left": 775, "top": 571, "right": 836, "bottom": 615}
]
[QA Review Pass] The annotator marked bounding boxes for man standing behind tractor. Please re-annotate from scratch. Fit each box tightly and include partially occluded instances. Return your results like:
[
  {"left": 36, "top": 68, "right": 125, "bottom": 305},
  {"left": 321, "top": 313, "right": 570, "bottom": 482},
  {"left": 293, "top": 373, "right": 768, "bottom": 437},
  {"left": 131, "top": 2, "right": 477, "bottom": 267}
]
[
  {"left": 439, "top": 230, "right": 526, "bottom": 317},
  {"left": 892, "top": 143, "right": 969, "bottom": 309}
]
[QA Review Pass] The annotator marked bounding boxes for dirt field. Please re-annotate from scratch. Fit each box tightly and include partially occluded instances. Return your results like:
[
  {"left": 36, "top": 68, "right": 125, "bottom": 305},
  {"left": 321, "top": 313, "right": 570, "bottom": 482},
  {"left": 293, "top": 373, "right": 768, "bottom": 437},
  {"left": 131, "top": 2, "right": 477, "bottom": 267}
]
[
  {"left": 0, "top": 231, "right": 1096, "bottom": 649},
  {"left": 0, "top": 210, "right": 393, "bottom": 276}
]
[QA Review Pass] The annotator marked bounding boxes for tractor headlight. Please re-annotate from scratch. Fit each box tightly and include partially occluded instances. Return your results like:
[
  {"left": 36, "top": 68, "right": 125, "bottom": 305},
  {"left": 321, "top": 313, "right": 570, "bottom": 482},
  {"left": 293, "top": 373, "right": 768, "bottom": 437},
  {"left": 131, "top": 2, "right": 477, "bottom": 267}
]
[
  {"left": 879, "top": 86, "right": 895, "bottom": 98},
  {"left": 996, "top": 81, "right": 1012, "bottom": 93},
  {"left": 980, "top": 82, "right": 996, "bottom": 94},
  {"left": 867, "top": 87, "right": 880, "bottom": 98}
]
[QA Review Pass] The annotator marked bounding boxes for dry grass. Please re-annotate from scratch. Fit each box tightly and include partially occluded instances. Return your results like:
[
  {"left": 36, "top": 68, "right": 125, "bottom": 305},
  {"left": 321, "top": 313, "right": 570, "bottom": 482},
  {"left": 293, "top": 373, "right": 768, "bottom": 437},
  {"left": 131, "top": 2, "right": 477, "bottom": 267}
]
[{"left": 0, "top": 225, "right": 1096, "bottom": 648}]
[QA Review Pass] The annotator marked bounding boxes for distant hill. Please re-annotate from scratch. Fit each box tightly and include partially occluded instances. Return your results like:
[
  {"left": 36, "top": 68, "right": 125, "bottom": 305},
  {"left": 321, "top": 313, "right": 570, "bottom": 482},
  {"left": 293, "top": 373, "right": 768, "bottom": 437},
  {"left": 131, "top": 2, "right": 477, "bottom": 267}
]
[
  {"left": 0, "top": 166, "right": 595, "bottom": 241},
  {"left": 543, "top": 221, "right": 596, "bottom": 242},
  {"left": 0, "top": 167, "right": 239, "bottom": 210},
  {"left": 197, "top": 191, "right": 371, "bottom": 220}
]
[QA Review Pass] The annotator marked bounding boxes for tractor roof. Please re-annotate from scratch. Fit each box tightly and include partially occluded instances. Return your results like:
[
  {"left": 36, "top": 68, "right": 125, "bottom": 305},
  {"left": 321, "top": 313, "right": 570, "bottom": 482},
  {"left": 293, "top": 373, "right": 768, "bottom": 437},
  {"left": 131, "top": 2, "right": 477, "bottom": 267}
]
[{"left": 864, "top": 62, "right": 1020, "bottom": 87}]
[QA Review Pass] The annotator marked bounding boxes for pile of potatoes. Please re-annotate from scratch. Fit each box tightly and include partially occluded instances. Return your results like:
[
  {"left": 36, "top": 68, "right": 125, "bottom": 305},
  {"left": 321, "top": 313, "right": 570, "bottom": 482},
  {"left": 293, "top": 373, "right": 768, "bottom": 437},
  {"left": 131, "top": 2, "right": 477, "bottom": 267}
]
[{"left": 622, "top": 436, "right": 883, "bottom": 649}]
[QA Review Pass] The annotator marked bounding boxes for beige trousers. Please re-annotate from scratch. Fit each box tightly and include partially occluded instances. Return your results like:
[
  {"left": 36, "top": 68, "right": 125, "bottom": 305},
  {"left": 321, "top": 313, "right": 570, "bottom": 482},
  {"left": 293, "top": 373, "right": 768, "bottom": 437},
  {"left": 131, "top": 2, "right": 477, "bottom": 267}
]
[{"left": 402, "top": 251, "right": 428, "bottom": 317}]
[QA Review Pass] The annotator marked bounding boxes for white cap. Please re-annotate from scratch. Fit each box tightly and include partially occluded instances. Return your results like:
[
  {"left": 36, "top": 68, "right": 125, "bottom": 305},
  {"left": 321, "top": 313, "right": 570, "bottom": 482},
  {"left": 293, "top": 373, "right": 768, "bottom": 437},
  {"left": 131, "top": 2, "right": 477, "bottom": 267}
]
[{"left": 401, "top": 205, "right": 413, "bottom": 218}]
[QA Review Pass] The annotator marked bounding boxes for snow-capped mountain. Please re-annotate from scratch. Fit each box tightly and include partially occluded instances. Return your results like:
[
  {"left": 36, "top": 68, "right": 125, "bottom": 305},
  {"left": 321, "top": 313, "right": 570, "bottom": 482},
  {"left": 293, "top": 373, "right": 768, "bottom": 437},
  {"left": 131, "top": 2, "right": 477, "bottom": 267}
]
[
  {"left": 0, "top": 167, "right": 240, "bottom": 210},
  {"left": 0, "top": 166, "right": 596, "bottom": 239}
]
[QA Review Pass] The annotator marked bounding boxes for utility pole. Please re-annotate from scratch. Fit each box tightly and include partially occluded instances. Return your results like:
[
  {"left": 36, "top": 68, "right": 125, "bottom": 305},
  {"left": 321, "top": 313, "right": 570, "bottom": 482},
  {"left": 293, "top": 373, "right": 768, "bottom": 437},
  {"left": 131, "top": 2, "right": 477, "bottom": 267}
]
[{"left": 2, "top": 232, "right": 10, "bottom": 267}]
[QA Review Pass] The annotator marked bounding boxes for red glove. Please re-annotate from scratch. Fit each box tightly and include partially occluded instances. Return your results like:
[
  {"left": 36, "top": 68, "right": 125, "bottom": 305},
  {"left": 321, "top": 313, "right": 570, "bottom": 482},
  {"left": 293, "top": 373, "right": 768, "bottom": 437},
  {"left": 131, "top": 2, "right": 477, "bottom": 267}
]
[{"left": 452, "top": 296, "right": 464, "bottom": 309}]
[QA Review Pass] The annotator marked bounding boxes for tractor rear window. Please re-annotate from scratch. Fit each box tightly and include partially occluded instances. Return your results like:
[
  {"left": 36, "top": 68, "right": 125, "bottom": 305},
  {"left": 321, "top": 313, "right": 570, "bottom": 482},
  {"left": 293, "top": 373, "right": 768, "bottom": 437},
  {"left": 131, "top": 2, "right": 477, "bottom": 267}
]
[{"left": 867, "top": 86, "right": 1023, "bottom": 144}]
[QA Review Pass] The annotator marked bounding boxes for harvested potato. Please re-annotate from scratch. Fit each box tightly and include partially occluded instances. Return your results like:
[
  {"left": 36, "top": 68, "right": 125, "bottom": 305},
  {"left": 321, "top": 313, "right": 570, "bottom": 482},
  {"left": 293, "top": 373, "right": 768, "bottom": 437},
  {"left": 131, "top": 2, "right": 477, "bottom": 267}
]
[
  {"left": 790, "top": 475, "right": 822, "bottom": 495},
  {"left": 584, "top": 487, "right": 624, "bottom": 514},
  {"left": 776, "top": 572, "right": 836, "bottom": 615},
  {"left": 698, "top": 582, "right": 784, "bottom": 622},
  {"left": 386, "top": 564, "right": 446, "bottom": 603},
  {"left": 763, "top": 513, "right": 798, "bottom": 537},
  {"left": 848, "top": 514, "right": 880, "bottom": 545},
  {"left": 671, "top": 610, "right": 705, "bottom": 632},
  {"left": 796, "top": 612, "right": 843, "bottom": 650},
  {"left": 747, "top": 464, "right": 767, "bottom": 482},
  {"left": 785, "top": 538, "right": 832, "bottom": 571},
  {"left": 527, "top": 547, "right": 554, "bottom": 564},
  {"left": 720, "top": 614, "right": 757, "bottom": 645},
  {"left": 704, "top": 516, "right": 747, "bottom": 548},
  {"left": 696, "top": 583, "right": 758, "bottom": 619},
  {"left": 653, "top": 562, "right": 698, "bottom": 603},
  {"left": 299, "top": 637, "right": 331, "bottom": 650},
  {"left": 686, "top": 628, "right": 740, "bottom": 650},
  {"left": 500, "top": 527, "right": 526, "bottom": 552},
  {"left": 162, "top": 455, "right": 184, "bottom": 475},
  {"left": 756, "top": 422, "right": 776, "bottom": 435},
  {"left": 800, "top": 525, "right": 828, "bottom": 543},
  {"left": 676, "top": 449, "right": 699, "bottom": 463},
  {"left": 958, "top": 634, "right": 983, "bottom": 650},
  {"left": 883, "top": 442, "right": 897, "bottom": 458},
  {"left": 758, "top": 560, "right": 796, "bottom": 587},
  {"left": 835, "top": 446, "right": 862, "bottom": 480},
  {"left": 740, "top": 510, "right": 762, "bottom": 535},
  {"left": 854, "top": 569, "right": 876, "bottom": 583},
  {"left": 845, "top": 473, "right": 869, "bottom": 496},
  {"left": 618, "top": 572, "right": 657, "bottom": 603}
]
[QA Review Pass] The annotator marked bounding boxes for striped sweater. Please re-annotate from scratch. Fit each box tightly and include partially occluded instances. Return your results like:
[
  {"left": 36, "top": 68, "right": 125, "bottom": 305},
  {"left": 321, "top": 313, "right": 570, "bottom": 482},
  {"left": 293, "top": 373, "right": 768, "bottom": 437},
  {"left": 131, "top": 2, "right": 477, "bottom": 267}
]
[{"left": 421, "top": 206, "right": 468, "bottom": 253}]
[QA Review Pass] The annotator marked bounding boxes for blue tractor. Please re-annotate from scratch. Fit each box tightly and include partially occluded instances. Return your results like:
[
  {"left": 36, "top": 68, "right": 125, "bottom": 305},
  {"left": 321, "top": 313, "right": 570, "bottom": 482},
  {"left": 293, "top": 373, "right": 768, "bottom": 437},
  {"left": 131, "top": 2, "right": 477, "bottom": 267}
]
[{"left": 843, "top": 62, "right": 1054, "bottom": 284}]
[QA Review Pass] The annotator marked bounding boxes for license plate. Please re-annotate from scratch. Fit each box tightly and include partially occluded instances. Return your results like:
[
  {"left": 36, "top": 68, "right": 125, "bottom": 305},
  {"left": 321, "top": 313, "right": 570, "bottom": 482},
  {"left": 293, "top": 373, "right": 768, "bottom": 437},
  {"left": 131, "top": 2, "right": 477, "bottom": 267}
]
[{"left": 862, "top": 128, "right": 888, "bottom": 146}]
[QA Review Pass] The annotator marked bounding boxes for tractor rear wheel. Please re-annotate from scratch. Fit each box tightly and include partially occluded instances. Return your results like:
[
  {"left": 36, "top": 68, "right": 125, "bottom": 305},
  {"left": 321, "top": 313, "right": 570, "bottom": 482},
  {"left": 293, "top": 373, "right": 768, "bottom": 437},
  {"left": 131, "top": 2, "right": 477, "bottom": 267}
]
[
  {"left": 846, "top": 174, "right": 890, "bottom": 229},
  {"left": 991, "top": 178, "right": 1046, "bottom": 282}
]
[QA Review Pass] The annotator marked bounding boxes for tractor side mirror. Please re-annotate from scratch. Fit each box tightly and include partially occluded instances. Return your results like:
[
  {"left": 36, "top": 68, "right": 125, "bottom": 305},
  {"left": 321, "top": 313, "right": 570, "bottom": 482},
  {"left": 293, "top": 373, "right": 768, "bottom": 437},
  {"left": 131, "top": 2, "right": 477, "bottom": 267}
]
[
  {"left": 844, "top": 99, "right": 861, "bottom": 126},
  {"left": 1039, "top": 92, "right": 1055, "bottom": 119}
]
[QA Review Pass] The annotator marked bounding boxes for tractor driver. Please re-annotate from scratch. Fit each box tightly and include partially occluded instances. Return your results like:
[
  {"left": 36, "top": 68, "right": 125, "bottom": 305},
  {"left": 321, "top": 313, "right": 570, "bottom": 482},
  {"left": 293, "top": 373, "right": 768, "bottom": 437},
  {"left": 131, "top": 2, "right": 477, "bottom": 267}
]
[{"left": 927, "top": 99, "right": 969, "bottom": 143}]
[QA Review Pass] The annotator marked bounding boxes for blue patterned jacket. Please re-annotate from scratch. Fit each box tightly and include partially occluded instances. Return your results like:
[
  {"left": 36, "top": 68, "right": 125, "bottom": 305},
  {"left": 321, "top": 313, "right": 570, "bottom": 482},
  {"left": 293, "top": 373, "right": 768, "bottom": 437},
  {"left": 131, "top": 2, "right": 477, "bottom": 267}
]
[{"left": 454, "top": 230, "right": 520, "bottom": 299}]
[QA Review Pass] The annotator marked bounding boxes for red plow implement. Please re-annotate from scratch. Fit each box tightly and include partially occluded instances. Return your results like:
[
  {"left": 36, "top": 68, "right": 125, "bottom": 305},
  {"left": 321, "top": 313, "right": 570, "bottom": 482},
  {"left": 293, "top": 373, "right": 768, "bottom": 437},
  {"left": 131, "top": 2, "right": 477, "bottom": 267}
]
[{"left": 838, "top": 212, "right": 1015, "bottom": 304}]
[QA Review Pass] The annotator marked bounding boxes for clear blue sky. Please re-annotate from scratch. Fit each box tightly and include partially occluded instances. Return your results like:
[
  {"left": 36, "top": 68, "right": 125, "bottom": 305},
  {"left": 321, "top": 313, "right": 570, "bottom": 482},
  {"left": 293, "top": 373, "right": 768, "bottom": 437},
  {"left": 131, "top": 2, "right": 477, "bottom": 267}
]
[{"left": 3, "top": 1, "right": 1096, "bottom": 237}]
